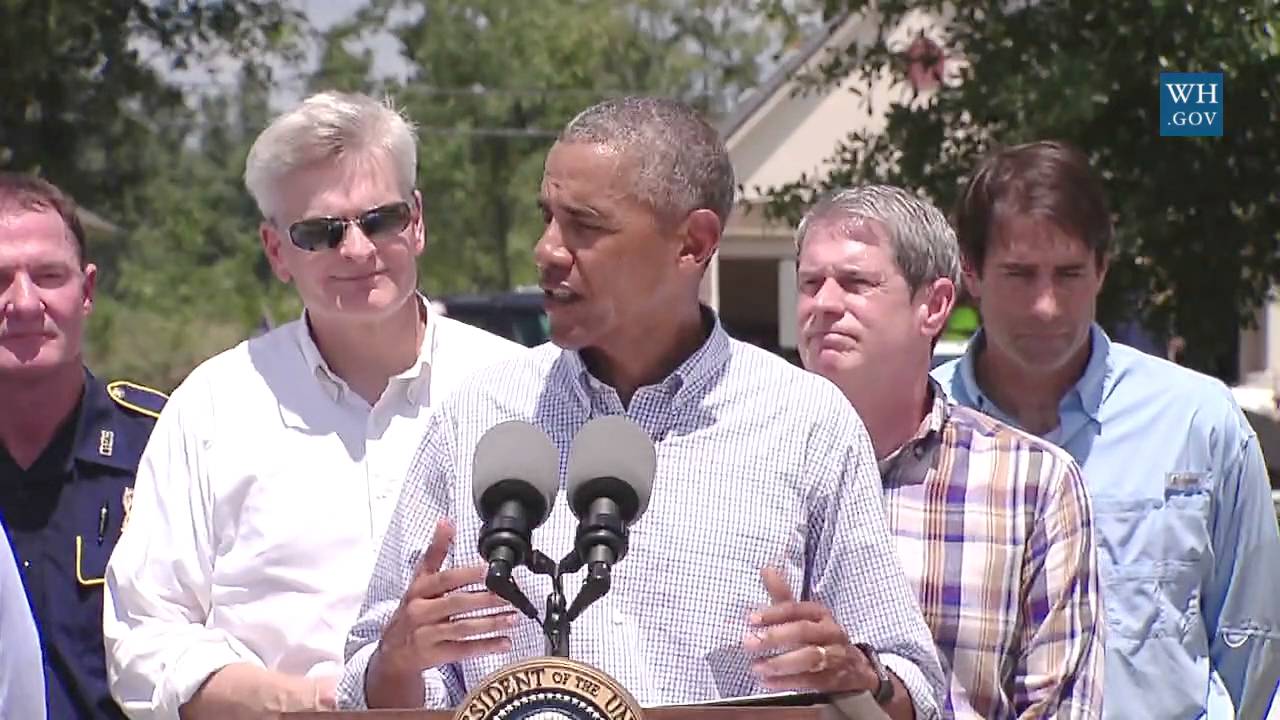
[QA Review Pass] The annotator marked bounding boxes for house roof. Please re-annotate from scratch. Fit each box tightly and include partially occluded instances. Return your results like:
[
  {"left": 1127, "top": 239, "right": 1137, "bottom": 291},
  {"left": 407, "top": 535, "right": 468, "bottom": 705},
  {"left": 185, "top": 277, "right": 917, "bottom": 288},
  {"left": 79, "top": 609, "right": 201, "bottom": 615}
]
[{"left": 718, "top": 11, "right": 852, "bottom": 141}]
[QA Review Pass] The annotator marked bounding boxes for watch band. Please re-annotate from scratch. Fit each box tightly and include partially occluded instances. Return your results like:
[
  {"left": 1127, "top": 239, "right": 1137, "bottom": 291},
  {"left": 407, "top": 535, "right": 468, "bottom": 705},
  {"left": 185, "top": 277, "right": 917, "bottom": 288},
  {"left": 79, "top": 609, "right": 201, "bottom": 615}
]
[{"left": 853, "top": 642, "right": 894, "bottom": 705}]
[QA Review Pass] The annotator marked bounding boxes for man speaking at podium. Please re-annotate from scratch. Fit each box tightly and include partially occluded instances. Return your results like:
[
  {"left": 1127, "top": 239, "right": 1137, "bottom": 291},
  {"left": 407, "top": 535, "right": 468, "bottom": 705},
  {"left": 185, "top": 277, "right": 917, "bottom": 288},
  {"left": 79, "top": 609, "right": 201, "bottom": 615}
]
[{"left": 339, "top": 97, "right": 946, "bottom": 720}]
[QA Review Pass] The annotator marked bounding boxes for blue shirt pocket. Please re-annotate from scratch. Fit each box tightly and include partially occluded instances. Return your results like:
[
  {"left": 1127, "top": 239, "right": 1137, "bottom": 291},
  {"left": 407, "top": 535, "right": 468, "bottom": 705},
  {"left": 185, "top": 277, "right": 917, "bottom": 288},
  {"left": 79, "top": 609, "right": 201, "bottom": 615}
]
[{"left": 1092, "top": 472, "right": 1212, "bottom": 644}]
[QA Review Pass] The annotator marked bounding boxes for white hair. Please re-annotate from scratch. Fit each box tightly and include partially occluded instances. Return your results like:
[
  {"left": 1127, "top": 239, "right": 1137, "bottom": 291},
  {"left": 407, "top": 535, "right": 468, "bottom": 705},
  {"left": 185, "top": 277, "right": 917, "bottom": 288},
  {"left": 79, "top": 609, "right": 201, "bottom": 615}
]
[{"left": 243, "top": 91, "right": 417, "bottom": 220}]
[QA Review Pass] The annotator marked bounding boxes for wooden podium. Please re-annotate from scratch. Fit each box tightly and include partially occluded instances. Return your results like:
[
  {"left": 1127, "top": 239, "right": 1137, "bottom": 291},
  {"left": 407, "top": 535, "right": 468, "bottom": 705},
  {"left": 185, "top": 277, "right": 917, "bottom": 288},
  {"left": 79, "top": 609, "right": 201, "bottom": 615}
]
[
  {"left": 282, "top": 705, "right": 846, "bottom": 720},
  {"left": 279, "top": 658, "right": 890, "bottom": 720}
]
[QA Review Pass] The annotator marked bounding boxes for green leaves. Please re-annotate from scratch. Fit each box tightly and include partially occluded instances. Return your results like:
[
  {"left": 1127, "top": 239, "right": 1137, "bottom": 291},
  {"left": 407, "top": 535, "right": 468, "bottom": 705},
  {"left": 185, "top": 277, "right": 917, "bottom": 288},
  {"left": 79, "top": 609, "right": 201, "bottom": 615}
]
[
  {"left": 319, "top": 0, "right": 782, "bottom": 297},
  {"left": 0, "top": 2, "right": 304, "bottom": 389},
  {"left": 765, "top": 0, "right": 1280, "bottom": 378}
]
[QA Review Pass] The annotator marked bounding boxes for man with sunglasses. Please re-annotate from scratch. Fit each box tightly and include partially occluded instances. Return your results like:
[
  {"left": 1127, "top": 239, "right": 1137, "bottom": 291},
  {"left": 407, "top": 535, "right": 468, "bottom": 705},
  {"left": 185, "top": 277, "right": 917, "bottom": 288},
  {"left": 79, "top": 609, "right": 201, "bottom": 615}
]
[{"left": 103, "top": 91, "right": 523, "bottom": 719}]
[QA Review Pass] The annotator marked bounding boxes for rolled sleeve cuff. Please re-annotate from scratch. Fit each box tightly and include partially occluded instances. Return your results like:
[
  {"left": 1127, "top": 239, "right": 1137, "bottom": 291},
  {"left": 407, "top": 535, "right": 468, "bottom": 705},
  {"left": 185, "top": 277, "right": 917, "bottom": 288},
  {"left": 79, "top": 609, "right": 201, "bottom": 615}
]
[
  {"left": 157, "top": 640, "right": 261, "bottom": 718},
  {"left": 338, "top": 643, "right": 377, "bottom": 710},
  {"left": 338, "top": 643, "right": 451, "bottom": 711},
  {"left": 881, "top": 652, "right": 940, "bottom": 720}
]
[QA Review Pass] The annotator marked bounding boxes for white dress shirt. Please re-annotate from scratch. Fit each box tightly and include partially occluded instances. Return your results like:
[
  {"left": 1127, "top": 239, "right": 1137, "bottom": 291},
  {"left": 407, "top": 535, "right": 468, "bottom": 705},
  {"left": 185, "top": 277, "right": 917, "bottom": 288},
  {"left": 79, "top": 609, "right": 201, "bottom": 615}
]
[
  {"left": 103, "top": 300, "right": 523, "bottom": 719},
  {"left": 1, "top": 526, "right": 46, "bottom": 720}
]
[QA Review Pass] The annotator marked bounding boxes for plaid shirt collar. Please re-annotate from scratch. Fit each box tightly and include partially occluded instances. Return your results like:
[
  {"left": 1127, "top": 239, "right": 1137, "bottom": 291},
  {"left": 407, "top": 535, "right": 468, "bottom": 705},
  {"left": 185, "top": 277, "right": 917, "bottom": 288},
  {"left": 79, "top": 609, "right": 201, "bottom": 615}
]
[{"left": 878, "top": 378, "right": 949, "bottom": 480}]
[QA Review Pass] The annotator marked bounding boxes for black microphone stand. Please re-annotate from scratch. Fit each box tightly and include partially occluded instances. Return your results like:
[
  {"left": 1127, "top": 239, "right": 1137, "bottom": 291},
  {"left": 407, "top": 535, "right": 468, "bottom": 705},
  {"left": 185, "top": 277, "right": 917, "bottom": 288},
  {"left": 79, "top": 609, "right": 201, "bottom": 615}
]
[
  {"left": 483, "top": 515, "right": 629, "bottom": 659},
  {"left": 526, "top": 550, "right": 572, "bottom": 657}
]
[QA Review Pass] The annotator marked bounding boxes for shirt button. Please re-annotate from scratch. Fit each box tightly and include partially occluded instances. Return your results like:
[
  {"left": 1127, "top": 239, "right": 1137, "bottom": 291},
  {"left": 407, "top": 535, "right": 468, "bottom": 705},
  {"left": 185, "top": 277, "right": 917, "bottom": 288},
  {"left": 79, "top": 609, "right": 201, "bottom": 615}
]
[
  {"left": 613, "top": 610, "right": 625, "bottom": 625},
  {"left": 22, "top": 560, "right": 30, "bottom": 569}
]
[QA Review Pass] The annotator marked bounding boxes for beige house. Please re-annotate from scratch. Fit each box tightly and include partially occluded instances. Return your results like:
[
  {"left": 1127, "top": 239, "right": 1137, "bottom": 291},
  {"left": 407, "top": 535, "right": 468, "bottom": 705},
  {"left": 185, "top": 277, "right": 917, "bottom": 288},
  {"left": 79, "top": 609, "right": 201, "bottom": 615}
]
[
  {"left": 704, "top": 12, "right": 1280, "bottom": 502},
  {"left": 701, "top": 9, "right": 952, "bottom": 356}
]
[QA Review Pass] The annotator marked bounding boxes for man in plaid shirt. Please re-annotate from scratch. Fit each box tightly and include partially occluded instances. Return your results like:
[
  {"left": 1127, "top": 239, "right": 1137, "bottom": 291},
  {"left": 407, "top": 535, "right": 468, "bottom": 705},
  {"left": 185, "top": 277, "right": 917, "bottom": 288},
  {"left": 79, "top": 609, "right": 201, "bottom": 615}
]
[{"left": 793, "top": 185, "right": 1104, "bottom": 719}]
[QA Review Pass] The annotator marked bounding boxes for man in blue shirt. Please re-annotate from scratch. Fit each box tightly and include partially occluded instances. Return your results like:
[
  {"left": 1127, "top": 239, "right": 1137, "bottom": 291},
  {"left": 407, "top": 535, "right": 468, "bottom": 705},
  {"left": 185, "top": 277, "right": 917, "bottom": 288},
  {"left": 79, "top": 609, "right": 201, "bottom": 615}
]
[
  {"left": 933, "top": 140, "right": 1280, "bottom": 719},
  {"left": 0, "top": 173, "right": 166, "bottom": 719},
  {"left": 1, "top": 524, "right": 46, "bottom": 719}
]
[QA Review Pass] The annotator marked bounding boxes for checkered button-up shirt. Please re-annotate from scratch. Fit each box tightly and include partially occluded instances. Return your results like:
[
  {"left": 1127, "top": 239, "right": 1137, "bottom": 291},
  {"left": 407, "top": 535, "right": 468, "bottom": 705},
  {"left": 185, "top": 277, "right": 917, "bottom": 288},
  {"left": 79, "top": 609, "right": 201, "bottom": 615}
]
[
  {"left": 340, "top": 315, "right": 946, "bottom": 718},
  {"left": 879, "top": 381, "right": 1104, "bottom": 719}
]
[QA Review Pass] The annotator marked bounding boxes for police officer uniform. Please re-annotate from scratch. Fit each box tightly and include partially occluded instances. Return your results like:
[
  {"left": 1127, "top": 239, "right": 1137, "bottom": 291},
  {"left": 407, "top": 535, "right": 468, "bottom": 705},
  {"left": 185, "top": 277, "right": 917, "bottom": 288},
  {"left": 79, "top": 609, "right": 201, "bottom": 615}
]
[{"left": 0, "top": 370, "right": 166, "bottom": 720}]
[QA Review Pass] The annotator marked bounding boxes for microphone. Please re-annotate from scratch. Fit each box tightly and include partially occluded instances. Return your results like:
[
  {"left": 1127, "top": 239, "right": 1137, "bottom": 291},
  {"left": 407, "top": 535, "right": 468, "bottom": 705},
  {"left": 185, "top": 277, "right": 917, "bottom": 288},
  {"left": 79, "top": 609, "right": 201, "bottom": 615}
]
[
  {"left": 560, "top": 416, "right": 656, "bottom": 619},
  {"left": 472, "top": 420, "right": 560, "bottom": 618}
]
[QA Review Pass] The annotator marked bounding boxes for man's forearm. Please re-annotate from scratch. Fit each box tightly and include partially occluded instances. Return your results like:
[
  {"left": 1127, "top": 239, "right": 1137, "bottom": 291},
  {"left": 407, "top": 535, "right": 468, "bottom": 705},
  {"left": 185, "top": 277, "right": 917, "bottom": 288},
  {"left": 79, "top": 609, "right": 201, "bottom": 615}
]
[
  {"left": 365, "top": 645, "right": 427, "bottom": 709},
  {"left": 179, "top": 663, "right": 329, "bottom": 720}
]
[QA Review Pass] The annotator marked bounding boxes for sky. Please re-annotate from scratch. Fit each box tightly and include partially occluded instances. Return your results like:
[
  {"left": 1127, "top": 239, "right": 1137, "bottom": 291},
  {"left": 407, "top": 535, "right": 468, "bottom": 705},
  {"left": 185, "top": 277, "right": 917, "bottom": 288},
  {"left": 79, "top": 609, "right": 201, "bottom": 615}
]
[
  {"left": 155, "top": 0, "right": 410, "bottom": 106},
  {"left": 151, "top": 0, "right": 819, "bottom": 112}
]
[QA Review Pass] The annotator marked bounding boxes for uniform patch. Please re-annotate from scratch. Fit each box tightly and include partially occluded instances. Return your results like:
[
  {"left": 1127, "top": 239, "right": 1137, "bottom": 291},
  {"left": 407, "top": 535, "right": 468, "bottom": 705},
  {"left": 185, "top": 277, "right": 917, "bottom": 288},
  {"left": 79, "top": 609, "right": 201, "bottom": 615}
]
[{"left": 106, "top": 380, "right": 168, "bottom": 420}]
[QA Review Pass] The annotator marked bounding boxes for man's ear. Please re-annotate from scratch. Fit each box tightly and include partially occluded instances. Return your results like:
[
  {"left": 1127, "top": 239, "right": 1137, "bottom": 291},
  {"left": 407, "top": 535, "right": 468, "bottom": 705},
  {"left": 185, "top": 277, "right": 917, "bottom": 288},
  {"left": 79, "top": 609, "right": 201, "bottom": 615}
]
[
  {"left": 261, "top": 222, "right": 292, "bottom": 283},
  {"left": 919, "top": 277, "right": 957, "bottom": 340},
  {"left": 679, "top": 208, "right": 721, "bottom": 268},
  {"left": 412, "top": 189, "right": 426, "bottom": 256},
  {"left": 961, "top": 255, "right": 982, "bottom": 300},
  {"left": 81, "top": 263, "right": 97, "bottom": 315}
]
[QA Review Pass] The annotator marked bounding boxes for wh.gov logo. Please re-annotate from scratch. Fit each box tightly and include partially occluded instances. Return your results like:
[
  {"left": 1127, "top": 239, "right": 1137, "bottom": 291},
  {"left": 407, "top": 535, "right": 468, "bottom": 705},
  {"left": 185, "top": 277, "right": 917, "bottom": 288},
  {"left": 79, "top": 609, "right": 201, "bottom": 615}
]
[{"left": 1160, "top": 72, "right": 1223, "bottom": 137}]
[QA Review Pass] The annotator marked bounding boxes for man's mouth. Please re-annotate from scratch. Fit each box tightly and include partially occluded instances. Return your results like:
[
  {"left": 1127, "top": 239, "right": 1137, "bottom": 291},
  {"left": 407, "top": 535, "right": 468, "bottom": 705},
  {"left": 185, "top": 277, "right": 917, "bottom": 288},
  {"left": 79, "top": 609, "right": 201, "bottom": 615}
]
[
  {"left": 0, "top": 330, "right": 50, "bottom": 342},
  {"left": 543, "top": 287, "right": 580, "bottom": 302}
]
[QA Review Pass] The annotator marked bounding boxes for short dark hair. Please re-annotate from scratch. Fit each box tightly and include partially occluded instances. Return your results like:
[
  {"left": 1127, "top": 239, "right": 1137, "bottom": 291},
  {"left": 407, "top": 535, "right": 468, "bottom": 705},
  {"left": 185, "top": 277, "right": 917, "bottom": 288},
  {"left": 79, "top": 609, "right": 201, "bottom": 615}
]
[
  {"left": 952, "top": 140, "right": 1111, "bottom": 272},
  {"left": 0, "top": 172, "right": 87, "bottom": 264},
  {"left": 559, "top": 96, "right": 736, "bottom": 226}
]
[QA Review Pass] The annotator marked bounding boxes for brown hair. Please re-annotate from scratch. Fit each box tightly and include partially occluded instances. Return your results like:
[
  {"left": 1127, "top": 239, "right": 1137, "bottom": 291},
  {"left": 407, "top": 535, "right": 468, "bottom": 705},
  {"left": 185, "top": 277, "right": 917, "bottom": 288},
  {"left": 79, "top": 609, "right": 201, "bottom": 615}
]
[
  {"left": 952, "top": 140, "right": 1111, "bottom": 272},
  {"left": 0, "top": 172, "right": 87, "bottom": 264}
]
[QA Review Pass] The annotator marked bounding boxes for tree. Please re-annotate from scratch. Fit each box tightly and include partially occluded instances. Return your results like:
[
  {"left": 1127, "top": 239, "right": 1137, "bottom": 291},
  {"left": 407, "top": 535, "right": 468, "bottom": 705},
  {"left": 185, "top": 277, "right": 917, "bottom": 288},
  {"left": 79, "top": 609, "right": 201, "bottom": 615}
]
[
  {"left": 316, "top": 0, "right": 779, "bottom": 296},
  {"left": 84, "top": 65, "right": 302, "bottom": 390},
  {"left": 0, "top": 1, "right": 303, "bottom": 216},
  {"left": 760, "top": 0, "right": 1280, "bottom": 380},
  {"left": 0, "top": 2, "right": 308, "bottom": 388}
]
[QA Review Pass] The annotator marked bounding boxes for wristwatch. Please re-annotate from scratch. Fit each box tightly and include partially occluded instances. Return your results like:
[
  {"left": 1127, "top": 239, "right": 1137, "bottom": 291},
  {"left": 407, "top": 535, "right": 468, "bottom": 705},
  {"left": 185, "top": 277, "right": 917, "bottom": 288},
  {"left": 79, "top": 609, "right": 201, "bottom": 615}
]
[{"left": 853, "top": 642, "right": 894, "bottom": 704}]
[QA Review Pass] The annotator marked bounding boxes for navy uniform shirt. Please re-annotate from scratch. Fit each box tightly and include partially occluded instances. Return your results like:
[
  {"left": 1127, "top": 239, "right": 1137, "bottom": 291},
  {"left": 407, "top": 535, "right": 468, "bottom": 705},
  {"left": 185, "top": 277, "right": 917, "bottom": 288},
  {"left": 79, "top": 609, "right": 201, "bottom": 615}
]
[{"left": 0, "top": 370, "right": 165, "bottom": 720}]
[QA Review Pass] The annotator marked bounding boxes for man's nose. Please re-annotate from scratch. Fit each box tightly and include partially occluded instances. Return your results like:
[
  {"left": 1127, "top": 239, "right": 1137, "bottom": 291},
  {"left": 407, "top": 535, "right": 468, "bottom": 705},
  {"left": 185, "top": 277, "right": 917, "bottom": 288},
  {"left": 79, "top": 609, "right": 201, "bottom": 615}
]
[
  {"left": 338, "top": 221, "right": 376, "bottom": 262},
  {"left": 1030, "top": 280, "right": 1061, "bottom": 321},
  {"left": 2, "top": 273, "right": 43, "bottom": 318},
  {"left": 534, "top": 220, "right": 570, "bottom": 272},
  {"left": 812, "top": 277, "right": 845, "bottom": 314}
]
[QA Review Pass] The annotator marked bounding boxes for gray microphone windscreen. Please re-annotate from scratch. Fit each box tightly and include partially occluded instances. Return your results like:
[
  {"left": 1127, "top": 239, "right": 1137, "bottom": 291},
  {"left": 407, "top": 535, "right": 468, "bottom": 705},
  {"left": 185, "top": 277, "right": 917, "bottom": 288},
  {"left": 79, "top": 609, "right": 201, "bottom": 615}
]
[
  {"left": 566, "top": 415, "right": 657, "bottom": 522},
  {"left": 472, "top": 420, "right": 560, "bottom": 525}
]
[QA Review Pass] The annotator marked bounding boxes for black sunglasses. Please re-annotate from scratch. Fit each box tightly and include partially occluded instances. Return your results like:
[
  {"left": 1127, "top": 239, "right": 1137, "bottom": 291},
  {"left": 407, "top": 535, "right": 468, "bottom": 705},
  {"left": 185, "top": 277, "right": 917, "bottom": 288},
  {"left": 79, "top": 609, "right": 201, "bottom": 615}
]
[{"left": 286, "top": 201, "right": 413, "bottom": 252}]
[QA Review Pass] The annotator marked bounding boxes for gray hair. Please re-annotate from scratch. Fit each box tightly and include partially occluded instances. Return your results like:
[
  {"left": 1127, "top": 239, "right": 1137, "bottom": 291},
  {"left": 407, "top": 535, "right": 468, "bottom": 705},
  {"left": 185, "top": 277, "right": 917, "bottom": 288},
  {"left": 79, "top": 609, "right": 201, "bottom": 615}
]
[
  {"left": 243, "top": 91, "right": 417, "bottom": 220},
  {"left": 559, "top": 96, "right": 735, "bottom": 225},
  {"left": 795, "top": 185, "right": 961, "bottom": 294}
]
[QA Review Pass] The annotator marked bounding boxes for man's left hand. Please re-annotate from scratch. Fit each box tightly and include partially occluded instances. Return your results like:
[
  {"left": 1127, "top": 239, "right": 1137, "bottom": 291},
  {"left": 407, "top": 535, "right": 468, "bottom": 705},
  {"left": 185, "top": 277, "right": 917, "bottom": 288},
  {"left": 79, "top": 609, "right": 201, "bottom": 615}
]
[{"left": 743, "top": 567, "right": 878, "bottom": 694}]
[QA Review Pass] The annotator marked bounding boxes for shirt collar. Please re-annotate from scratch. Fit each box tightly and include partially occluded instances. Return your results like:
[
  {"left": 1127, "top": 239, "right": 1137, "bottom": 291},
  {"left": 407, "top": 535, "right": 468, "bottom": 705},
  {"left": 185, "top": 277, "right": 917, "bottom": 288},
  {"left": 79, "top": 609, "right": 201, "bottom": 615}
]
[
  {"left": 878, "top": 378, "right": 948, "bottom": 477},
  {"left": 1075, "top": 323, "right": 1113, "bottom": 421},
  {"left": 295, "top": 293, "right": 434, "bottom": 404},
  {"left": 73, "top": 370, "right": 147, "bottom": 472},
  {"left": 956, "top": 322, "right": 1113, "bottom": 423},
  {"left": 561, "top": 305, "right": 730, "bottom": 410}
]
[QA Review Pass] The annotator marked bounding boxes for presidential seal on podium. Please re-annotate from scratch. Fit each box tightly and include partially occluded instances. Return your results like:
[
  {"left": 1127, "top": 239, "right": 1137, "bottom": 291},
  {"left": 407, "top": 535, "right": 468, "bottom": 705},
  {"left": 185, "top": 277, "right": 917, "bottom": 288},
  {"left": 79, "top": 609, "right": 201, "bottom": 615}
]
[{"left": 455, "top": 658, "right": 643, "bottom": 720}]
